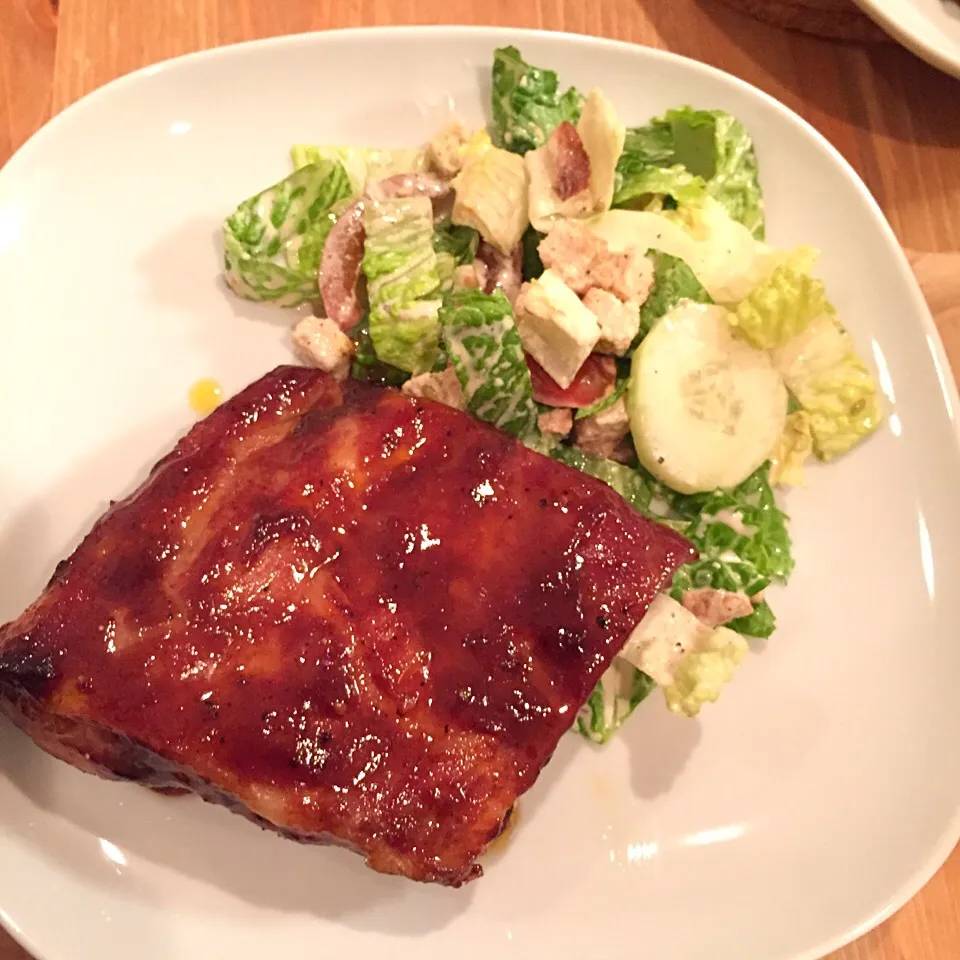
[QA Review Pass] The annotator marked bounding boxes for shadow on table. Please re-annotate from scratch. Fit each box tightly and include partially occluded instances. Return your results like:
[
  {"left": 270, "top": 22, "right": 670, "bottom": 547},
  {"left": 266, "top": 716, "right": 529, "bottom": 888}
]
[{"left": 625, "top": 701, "right": 702, "bottom": 800}]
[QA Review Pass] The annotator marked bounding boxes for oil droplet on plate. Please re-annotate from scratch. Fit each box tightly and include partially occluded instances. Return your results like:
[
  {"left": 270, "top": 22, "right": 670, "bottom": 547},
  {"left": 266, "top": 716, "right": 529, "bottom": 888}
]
[{"left": 189, "top": 378, "right": 223, "bottom": 416}]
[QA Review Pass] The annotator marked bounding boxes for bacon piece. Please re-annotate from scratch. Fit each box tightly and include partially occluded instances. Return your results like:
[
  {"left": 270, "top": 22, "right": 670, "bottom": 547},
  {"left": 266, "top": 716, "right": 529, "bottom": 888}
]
[
  {"left": 318, "top": 200, "right": 365, "bottom": 331},
  {"left": 546, "top": 121, "right": 591, "bottom": 201},
  {"left": 537, "top": 407, "right": 574, "bottom": 437},
  {"left": 477, "top": 240, "right": 523, "bottom": 305},
  {"left": 682, "top": 588, "right": 755, "bottom": 628},
  {"left": 573, "top": 396, "right": 632, "bottom": 461},
  {"left": 0, "top": 367, "right": 695, "bottom": 886}
]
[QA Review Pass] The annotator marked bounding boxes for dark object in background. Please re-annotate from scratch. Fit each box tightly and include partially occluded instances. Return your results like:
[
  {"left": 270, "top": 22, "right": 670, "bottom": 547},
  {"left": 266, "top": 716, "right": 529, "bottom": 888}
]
[{"left": 714, "top": 0, "right": 889, "bottom": 41}]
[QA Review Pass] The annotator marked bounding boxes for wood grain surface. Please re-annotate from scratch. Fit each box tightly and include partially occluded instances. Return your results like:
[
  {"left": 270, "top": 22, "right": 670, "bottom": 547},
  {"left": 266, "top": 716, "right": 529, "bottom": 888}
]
[{"left": 0, "top": 1, "right": 958, "bottom": 958}]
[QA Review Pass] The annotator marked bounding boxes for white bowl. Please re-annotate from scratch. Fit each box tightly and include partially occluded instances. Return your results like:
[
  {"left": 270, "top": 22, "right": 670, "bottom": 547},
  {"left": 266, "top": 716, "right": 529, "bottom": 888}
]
[{"left": 1, "top": 26, "right": 959, "bottom": 960}]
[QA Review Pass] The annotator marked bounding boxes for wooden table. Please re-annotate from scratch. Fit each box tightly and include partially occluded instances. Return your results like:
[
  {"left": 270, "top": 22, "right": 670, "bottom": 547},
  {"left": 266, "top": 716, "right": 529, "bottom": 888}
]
[{"left": 0, "top": 1, "right": 957, "bottom": 958}]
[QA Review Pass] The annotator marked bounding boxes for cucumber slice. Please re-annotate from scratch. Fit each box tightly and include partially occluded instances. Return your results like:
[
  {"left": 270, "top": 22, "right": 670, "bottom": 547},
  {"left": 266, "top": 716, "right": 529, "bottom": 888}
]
[{"left": 628, "top": 302, "right": 787, "bottom": 494}]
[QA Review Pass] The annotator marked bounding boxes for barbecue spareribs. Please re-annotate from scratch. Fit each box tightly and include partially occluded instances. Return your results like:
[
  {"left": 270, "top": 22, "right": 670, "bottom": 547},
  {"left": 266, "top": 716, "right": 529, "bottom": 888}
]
[{"left": 0, "top": 366, "right": 693, "bottom": 885}]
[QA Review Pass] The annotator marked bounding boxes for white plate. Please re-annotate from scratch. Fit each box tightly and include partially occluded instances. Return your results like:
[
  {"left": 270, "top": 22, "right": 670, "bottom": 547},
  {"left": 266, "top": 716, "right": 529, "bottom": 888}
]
[
  {"left": 1, "top": 26, "right": 959, "bottom": 960},
  {"left": 853, "top": 0, "right": 960, "bottom": 78}
]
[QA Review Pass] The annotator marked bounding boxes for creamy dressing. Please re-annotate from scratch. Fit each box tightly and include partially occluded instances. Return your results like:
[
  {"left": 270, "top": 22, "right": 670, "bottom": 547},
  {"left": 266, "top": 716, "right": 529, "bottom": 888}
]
[{"left": 711, "top": 508, "right": 757, "bottom": 538}]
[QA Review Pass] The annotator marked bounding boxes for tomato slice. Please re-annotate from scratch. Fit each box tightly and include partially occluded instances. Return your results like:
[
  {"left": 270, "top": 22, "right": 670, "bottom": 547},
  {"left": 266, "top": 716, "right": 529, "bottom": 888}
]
[{"left": 526, "top": 354, "right": 617, "bottom": 408}]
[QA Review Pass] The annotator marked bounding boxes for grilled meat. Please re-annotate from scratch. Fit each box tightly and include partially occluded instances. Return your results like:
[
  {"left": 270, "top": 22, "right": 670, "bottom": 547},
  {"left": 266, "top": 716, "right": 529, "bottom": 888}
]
[{"left": 0, "top": 366, "right": 693, "bottom": 885}]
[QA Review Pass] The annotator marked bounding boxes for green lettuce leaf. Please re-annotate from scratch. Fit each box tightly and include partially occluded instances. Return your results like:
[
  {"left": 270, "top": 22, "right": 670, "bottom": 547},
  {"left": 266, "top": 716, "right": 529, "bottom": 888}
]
[
  {"left": 771, "top": 313, "right": 883, "bottom": 461},
  {"left": 291, "top": 145, "right": 425, "bottom": 194},
  {"left": 223, "top": 160, "right": 353, "bottom": 306},
  {"left": 491, "top": 46, "right": 584, "bottom": 155},
  {"left": 568, "top": 460, "right": 789, "bottom": 740},
  {"left": 576, "top": 661, "right": 656, "bottom": 744},
  {"left": 616, "top": 108, "right": 764, "bottom": 239},
  {"left": 613, "top": 162, "right": 706, "bottom": 210},
  {"left": 620, "top": 120, "right": 676, "bottom": 167},
  {"left": 654, "top": 462, "right": 793, "bottom": 642},
  {"left": 433, "top": 217, "right": 479, "bottom": 265},
  {"left": 363, "top": 196, "right": 443, "bottom": 374},
  {"left": 663, "top": 626, "right": 749, "bottom": 717},
  {"left": 349, "top": 318, "right": 412, "bottom": 388},
  {"left": 670, "top": 557, "right": 770, "bottom": 603},
  {"left": 729, "top": 266, "right": 829, "bottom": 349},
  {"left": 438, "top": 289, "right": 540, "bottom": 439},
  {"left": 614, "top": 117, "right": 703, "bottom": 209},
  {"left": 550, "top": 446, "right": 655, "bottom": 513},
  {"left": 672, "top": 462, "right": 795, "bottom": 584},
  {"left": 521, "top": 225, "right": 545, "bottom": 281},
  {"left": 665, "top": 107, "right": 764, "bottom": 240},
  {"left": 435, "top": 252, "right": 456, "bottom": 293},
  {"left": 725, "top": 600, "right": 776, "bottom": 638},
  {"left": 638, "top": 249, "right": 714, "bottom": 343}
]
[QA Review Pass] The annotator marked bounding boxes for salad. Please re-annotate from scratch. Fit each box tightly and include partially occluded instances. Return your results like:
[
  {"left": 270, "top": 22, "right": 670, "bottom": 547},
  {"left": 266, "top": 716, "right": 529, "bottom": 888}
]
[{"left": 220, "top": 46, "right": 882, "bottom": 745}]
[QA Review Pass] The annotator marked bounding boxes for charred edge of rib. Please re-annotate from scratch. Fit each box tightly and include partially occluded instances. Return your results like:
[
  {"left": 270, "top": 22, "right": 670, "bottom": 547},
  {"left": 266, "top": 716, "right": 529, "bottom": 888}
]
[{"left": 0, "top": 651, "right": 57, "bottom": 698}]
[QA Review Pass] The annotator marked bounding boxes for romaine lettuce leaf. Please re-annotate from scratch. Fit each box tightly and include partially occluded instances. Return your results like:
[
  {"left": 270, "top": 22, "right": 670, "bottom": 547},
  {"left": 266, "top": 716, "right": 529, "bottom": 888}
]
[
  {"left": 491, "top": 46, "right": 584, "bottom": 155},
  {"left": 614, "top": 108, "right": 763, "bottom": 239},
  {"left": 550, "top": 445, "right": 654, "bottom": 513},
  {"left": 433, "top": 217, "right": 479, "bottom": 265},
  {"left": 569, "top": 460, "right": 788, "bottom": 740},
  {"left": 576, "top": 661, "right": 656, "bottom": 744},
  {"left": 281, "top": 204, "right": 338, "bottom": 274},
  {"left": 349, "top": 318, "right": 412, "bottom": 388},
  {"left": 653, "top": 463, "right": 792, "bottom": 642},
  {"left": 670, "top": 557, "right": 770, "bottom": 603},
  {"left": 663, "top": 108, "right": 764, "bottom": 240},
  {"left": 729, "top": 266, "right": 829, "bottom": 349},
  {"left": 435, "top": 252, "right": 456, "bottom": 293},
  {"left": 438, "top": 288, "right": 540, "bottom": 439},
  {"left": 613, "top": 162, "right": 706, "bottom": 210},
  {"left": 291, "top": 145, "right": 426, "bottom": 194},
  {"left": 363, "top": 196, "right": 443, "bottom": 374},
  {"left": 638, "top": 250, "right": 713, "bottom": 342},
  {"left": 620, "top": 120, "right": 676, "bottom": 168},
  {"left": 521, "top": 225, "right": 545, "bottom": 281},
  {"left": 223, "top": 160, "right": 353, "bottom": 306},
  {"left": 724, "top": 600, "right": 776, "bottom": 638},
  {"left": 771, "top": 313, "right": 883, "bottom": 461},
  {"left": 673, "top": 463, "right": 795, "bottom": 583},
  {"left": 662, "top": 625, "right": 748, "bottom": 717},
  {"left": 614, "top": 118, "right": 695, "bottom": 209}
]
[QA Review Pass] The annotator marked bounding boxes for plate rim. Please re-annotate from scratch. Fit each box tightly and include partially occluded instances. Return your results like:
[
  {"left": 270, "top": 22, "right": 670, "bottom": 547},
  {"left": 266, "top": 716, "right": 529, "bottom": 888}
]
[
  {"left": 851, "top": 0, "right": 960, "bottom": 78},
  {"left": 1, "top": 23, "right": 959, "bottom": 960}
]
